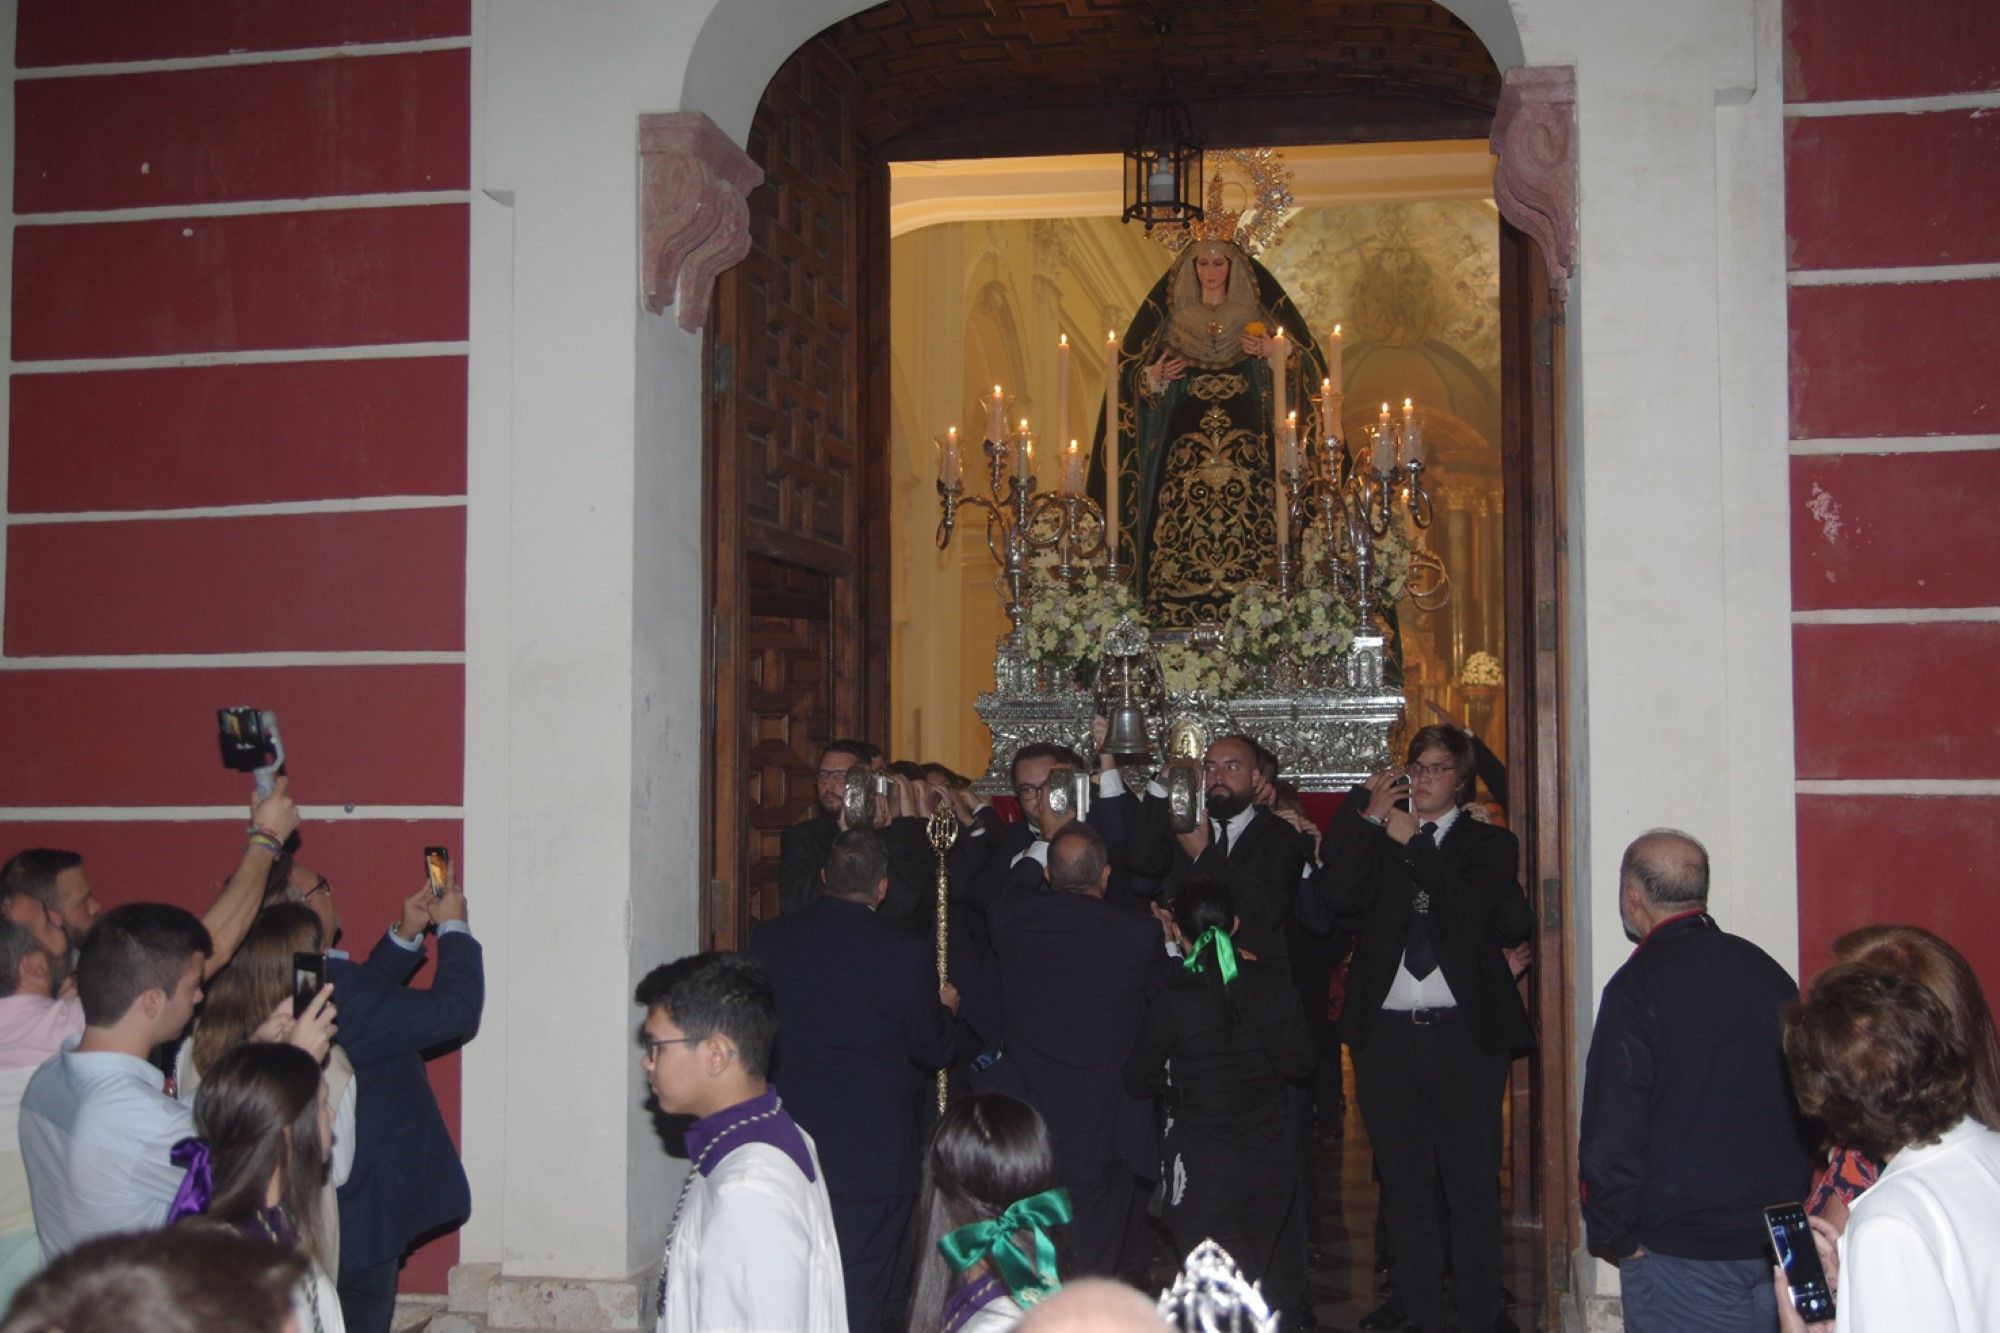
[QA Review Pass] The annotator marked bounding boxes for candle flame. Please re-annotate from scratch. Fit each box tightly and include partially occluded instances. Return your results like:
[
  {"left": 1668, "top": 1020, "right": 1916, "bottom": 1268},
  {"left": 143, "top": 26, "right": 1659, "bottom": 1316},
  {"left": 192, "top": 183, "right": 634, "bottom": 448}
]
[
  {"left": 1403, "top": 398, "right": 1414, "bottom": 410},
  {"left": 947, "top": 426, "right": 957, "bottom": 442},
  {"left": 1107, "top": 330, "right": 1117, "bottom": 343},
  {"left": 1019, "top": 418, "right": 1029, "bottom": 432},
  {"left": 1059, "top": 333, "right": 1068, "bottom": 348},
  {"left": 993, "top": 385, "right": 1002, "bottom": 397},
  {"left": 1333, "top": 323, "right": 1342, "bottom": 337}
]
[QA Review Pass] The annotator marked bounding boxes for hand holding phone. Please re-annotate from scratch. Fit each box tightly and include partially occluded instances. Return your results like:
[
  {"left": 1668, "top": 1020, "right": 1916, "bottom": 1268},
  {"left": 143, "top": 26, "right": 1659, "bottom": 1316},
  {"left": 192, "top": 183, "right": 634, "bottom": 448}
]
[
  {"left": 1765, "top": 1203, "right": 1836, "bottom": 1324},
  {"left": 291, "top": 951, "right": 327, "bottom": 1019},
  {"left": 424, "top": 847, "right": 451, "bottom": 901}
]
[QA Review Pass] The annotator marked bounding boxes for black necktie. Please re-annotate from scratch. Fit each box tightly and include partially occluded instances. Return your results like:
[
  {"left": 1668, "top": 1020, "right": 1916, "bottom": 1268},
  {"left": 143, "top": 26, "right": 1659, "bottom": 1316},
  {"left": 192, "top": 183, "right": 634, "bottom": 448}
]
[
  {"left": 1404, "top": 822, "right": 1440, "bottom": 979},
  {"left": 1212, "top": 818, "right": 1230, "bottom": 860}
]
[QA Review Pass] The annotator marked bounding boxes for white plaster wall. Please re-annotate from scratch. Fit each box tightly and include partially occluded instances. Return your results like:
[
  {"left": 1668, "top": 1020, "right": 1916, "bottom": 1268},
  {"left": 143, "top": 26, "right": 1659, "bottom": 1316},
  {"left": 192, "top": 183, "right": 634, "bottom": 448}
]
[{"left": 464, "top": 0, "right": 712, "bottom": 1282}]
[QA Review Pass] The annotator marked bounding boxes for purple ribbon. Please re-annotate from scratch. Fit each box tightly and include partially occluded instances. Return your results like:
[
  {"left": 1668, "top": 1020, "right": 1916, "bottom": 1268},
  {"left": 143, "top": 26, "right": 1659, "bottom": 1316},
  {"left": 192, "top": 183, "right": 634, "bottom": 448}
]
[{"left": 166, "top": 1137, "right": 214, "bottom": 1224}]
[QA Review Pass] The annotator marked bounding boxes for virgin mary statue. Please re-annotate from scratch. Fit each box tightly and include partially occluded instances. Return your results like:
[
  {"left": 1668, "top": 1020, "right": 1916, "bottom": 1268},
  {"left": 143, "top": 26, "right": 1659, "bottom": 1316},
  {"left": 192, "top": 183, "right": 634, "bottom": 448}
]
[{"left": 1088, "top": 236, "right": 1329, "bottom": 629}]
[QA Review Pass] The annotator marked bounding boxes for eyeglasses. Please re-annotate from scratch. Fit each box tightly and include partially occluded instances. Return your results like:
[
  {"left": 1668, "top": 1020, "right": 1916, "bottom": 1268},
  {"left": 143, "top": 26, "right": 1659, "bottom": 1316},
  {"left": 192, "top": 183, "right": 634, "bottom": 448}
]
[
  {"left": 302, "top": 876, "right": 332, "bottom": 901},
  {"left": 1408, "top": 762, "right": 1458, "bottom": 779},
  {"left": 640, "top": 1034, "right": 702, "bottom": 1060},
  {"left": 1013, "top": 783, "right": 1045, "bottom": 800},
  {"left": 815, "top": 769, "right": 853, "bottom": 783}
]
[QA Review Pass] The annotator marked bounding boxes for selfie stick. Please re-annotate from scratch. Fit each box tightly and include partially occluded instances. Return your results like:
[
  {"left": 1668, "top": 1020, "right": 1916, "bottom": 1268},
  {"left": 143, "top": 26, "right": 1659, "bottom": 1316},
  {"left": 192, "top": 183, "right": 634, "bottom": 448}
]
[
  {"left": 926, "top": 803, "right": 958, "bottom": 1114},
  {"left": 253, "top": 710, "right": 286, "bottom": 801}
]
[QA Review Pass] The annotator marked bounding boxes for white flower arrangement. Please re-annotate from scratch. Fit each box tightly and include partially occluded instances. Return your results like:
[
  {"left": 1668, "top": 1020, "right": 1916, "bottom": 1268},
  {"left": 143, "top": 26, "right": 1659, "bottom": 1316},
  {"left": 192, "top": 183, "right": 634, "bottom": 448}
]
[
  {"left": 1017, "top": 558, "right": 1140, "bottom": 677},
  {"left": 1460, "top": 650, "right": 1504, "bottom": 687}
]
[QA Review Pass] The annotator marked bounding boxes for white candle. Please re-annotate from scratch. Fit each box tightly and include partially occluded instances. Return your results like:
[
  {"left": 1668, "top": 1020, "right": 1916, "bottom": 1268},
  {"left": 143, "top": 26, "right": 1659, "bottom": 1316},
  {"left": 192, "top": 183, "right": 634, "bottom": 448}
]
[
  {"left": 1017, "top": 420, "right": 1032, "bottom": 483},
  {"left": 940, "top": 426, "right": 961, "bottom": 487},
  {"left": 1056, "top": 335, "right": 1070, "bottom": 459},
  {"left": 1104, "top": 331, "right": 1120, "bottom": 565},
  {"left": 1405, "top": 399, "right": 1424, "bottom": 466},
  {"left": 1267, "top": 328, "right": 1288, "bottom": 450},
  {"left": 986, "top": 385, "right": 1005, "bottom": 445},
  {"left": 1401, "top": 398, "right": 1415, "bottom": 467},
  {"left": 1061, "top": 438, "right": 1084, "bottom": 496},
  {"left": 1373, "top": 403, "right": 1393, "bottom": 474},
  {"left": 1276, "top": 412, "right": 1296, "bottom": 554},
  {"left": 1328, "top": 323, "right": 1343, "bottom": 392}
]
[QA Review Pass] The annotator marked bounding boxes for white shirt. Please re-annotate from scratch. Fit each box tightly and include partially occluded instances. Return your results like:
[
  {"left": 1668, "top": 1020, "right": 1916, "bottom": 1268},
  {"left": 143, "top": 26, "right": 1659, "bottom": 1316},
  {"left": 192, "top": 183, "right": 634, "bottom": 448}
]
[
  {"left": 1381, "top": 805, "right": 1462, "bottom": 1011},
  {"left": 1010, "top": 772, "right": 1127, "bottom": 870},
  {"left": 1836, "top": 1117, "right": 2000, "bottom": 1333},
  {"left": 19, "top": 1037, "right": 194, "bottom": 1260},
  {"left": 657, "top": 1140, "right": 846, "bottom": 1333}
]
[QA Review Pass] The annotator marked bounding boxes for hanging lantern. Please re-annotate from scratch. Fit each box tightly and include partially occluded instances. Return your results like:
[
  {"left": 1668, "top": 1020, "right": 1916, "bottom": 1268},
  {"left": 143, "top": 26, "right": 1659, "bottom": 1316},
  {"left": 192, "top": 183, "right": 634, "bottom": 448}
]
[{"left": 1122, "top": 93, "right": 1204, "bottom": 232}]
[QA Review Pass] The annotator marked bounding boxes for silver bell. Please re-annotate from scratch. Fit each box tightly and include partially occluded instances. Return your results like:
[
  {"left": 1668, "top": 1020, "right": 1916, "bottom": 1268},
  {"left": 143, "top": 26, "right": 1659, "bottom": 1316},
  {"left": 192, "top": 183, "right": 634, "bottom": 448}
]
[{"left": 1103, "top": 703, "right": 1152, "bottom": 759}]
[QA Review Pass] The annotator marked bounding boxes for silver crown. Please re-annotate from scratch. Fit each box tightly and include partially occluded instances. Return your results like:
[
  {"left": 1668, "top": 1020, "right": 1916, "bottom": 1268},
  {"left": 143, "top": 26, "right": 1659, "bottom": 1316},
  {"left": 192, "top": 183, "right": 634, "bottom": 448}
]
[{"left": 1157, "top": 1239, "right": 1280, "bottom": 1333}]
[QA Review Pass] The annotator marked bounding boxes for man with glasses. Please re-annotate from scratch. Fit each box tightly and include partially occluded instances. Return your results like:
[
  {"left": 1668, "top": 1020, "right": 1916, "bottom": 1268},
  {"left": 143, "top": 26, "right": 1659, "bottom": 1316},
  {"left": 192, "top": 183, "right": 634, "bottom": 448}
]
[
  {"left": 266, "top": 848, "right": 483, "bottom": 1332},
  {"left": 780, "top": 740, "right": 883, "bottom": 917},
  {"left": 1313, "top": 724, "right": 1533, "bottom": 1333}
]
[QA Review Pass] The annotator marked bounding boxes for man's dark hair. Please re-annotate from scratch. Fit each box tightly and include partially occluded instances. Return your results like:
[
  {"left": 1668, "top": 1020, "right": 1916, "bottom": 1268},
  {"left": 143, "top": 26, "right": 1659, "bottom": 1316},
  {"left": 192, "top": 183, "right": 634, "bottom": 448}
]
[
  {"left": 824, "top": 829, "right": 889, "bottom": 901},
  {"left": 822, "top": 739, "right": 881, "bottom": 767},
  {"left": 258, "top": 852, "right": 295, "bottom": 910},
  {"left": 1619, "top": 828, "right": 1710, "bottom": 908},
  {"left": 0, "top": 1226, "right": 304, "bottom": 1333},
  {"left": 1784, "top": 962, "right": 1972, "bottom": 1163},
  {"left": 921, "top": 763, "right": 966, "bottom": 788},
  {"left": 0, "top": 919, "right": 47, "bottom": 1001},
  {"left": 1405, "top": 724, "right": 1475, "bottom": 780},
  {"left": 1248, "top": 739, "right": 1279, "bottom": 787},
  {"left": 886, "top": 760, "right": 928, "bottom": 783},
  {"left": 0, "top": 849, "right": 82, "bottom": 914},
  {"left": 634, "top": 952, "right": 778, "bottom": 1079},
  {"left": 1047, "top": 823, "right": 1108, "bottom": 893},
  {"left": 74, "top": 904, "right": 213, "bottom": 1028},
  {"left": 1010, "top": 742, "right": 1085, "bottom": 782}
]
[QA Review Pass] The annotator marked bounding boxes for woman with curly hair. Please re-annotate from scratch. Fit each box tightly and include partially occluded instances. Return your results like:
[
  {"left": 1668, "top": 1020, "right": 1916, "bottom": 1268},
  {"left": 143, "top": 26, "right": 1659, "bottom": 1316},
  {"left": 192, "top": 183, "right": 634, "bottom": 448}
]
[
  {"left": 1779, "top": 963, "right": 2000, "bottom": 1331},
  {"left": 1804, "top": 925, "right": 2000, "bottom": 1230},
  {"left": 905, "top": 1094, "right": 1071, "bottom": 1333}
]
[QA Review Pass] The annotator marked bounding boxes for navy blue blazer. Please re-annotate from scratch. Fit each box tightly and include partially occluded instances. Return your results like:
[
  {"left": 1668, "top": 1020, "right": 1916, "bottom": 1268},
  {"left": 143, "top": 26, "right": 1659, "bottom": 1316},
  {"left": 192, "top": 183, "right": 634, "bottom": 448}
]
[
  {"left": 750, "top": 896, "right": 956, "bottom": 1197},
  {"left": 329, "top": 928, "right": 485, "bottom": 1275}
]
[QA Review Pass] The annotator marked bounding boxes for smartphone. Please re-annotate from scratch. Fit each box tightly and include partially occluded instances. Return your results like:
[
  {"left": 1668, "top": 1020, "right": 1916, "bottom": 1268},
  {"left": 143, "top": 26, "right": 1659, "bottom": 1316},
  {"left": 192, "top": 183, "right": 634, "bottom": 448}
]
[
  {"left": 1764, "top": 1203, "right": 1835, "bottom": 1323},
  {"left": 424, "top": 846, "right": 451, "bottom": 900},
  {"left": 291, "top": 951, "right": 326, "bottom": 1019},
  {"left": 216, "top": 707, "right": 287, "bottom": 799}
]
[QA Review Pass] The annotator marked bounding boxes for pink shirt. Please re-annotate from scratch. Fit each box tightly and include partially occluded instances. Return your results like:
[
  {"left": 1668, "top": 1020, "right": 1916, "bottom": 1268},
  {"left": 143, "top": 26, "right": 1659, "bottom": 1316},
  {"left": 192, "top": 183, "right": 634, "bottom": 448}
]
[{"left": 0, "top": 995, "right": 84, "bottom": 1072}]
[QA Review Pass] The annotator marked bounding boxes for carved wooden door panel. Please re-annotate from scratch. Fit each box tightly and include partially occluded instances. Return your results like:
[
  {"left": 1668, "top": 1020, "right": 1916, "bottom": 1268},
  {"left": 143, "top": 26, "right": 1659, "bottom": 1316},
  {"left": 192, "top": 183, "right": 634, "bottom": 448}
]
[
  {"left": 1499, "top": 218, "right": 1574, "bottom": 1301},
  {"left": 704, "top": 38, "right": 868, "bottom": 950}
]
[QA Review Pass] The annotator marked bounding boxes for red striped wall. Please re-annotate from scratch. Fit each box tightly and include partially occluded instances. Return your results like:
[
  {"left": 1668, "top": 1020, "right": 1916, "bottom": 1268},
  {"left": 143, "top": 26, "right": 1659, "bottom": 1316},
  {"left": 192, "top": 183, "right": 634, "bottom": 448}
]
[
  {"left": 6, "top": 2, "right": 471, "bottom": 1293},
  {"left": 1784, "top": 0, "right": 2000, "bottom": 1003}
]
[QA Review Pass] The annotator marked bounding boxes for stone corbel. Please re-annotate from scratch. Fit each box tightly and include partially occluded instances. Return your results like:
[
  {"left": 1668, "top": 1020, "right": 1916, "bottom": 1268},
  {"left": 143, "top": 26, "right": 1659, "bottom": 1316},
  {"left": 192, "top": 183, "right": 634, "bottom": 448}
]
[
  {"left": 1491, "top": 65, "right": 1578, "bottom": 289},
  {"left": 639, "top": 111, "right": 763, "bottom": 332}
]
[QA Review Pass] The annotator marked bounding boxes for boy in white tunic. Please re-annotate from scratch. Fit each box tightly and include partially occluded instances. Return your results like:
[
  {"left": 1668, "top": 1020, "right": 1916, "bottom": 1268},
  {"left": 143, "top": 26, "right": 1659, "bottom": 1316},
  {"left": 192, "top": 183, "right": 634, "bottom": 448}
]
[{"left": 638, "top": 951, "right": 846, "bottom": 1333}]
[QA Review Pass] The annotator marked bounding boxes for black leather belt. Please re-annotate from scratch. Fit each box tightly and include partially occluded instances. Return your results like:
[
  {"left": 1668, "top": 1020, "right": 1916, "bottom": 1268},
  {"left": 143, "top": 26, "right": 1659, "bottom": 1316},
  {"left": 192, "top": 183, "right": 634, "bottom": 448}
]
[{"left": 1379, "top": 1005, "right": 1459, "bottom": 1026}]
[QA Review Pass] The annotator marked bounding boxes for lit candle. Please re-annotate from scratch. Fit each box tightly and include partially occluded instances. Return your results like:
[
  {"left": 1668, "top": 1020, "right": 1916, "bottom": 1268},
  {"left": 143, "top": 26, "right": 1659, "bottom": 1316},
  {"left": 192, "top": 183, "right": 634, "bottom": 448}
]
[
  {"left": 1056, "top": 334, "right": 1070, "bottom": 459},
  {"left": 1373, "top": 402, "right": 1393, "bottom": 475},
  {"left": 1401, "top": 398, "right": 1415, "bottom": 467},
  {"left": 1061, "top": 438, "right": 1084, "bottom": 496},
  {"left": 1104, "top": 331, "right": 1121, "bottom": 565},
  {"left": 1328, "top": 323, "right": 1343, "bottom": 392},
  {"left": 939, "top": 426, "right": 961, "bottom": 487},
  {"left": 1267, "top": 328, "right": 1288, "bottom": 449},
  {"left": 985, "top": 385, "right": 1005, "bottom": 445},
  {"left": 1017, "top": 420, "right": 1032, "bottom": 483},
  {"left": 1276, "top": 411, "right": 1297, "bottom": 554},
  {"left": 1405, "top": 399, "right": 1424, "bottom": 466}
]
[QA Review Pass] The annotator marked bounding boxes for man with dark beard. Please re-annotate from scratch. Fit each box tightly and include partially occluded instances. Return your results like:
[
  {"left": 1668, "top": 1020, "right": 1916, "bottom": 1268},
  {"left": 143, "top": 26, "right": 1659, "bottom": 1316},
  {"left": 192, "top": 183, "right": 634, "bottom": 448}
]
[{"left": 1127, "top": 733, "right": 1306, "bottom": 974}]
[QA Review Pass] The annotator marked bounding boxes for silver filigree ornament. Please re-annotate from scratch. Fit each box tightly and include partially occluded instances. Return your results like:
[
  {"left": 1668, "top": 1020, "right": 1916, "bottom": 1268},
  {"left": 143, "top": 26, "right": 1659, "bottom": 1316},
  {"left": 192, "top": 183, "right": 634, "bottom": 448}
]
[{"left": 1157, "top": 1239, "right": 1281, "bottom": 1333}]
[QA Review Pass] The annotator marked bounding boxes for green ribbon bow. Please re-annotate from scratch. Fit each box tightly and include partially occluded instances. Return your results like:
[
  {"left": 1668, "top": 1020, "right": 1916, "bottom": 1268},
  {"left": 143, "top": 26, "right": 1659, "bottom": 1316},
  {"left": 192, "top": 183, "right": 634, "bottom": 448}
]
[
  {"left": 1182, "top": 925, "right": 1241, "bottom": 984},
  {"left": 937, "top": 1186, "right": 1072, "bottom": 1307}
]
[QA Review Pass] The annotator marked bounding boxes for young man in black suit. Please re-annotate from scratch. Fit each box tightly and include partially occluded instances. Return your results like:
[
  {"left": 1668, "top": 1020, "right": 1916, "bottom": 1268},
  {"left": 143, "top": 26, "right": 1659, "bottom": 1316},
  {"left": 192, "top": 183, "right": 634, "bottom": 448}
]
[
  {"left": 984, "top": 823, "right": 1168, "bottom": 1279},
  {"left": 750, "top": 829, "right": 959, "bottom": 1333},
  {"left": 1314, "top": 724, "right": 1532, "bottom": 1333},
  {"left": 1126, "top": 734, "right": 1308, "bottom": 973}
]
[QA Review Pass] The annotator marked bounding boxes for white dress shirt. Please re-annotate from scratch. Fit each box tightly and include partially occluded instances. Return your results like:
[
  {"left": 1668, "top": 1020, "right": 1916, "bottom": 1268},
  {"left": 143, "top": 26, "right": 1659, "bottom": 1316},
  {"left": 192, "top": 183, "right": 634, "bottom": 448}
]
[{"left": 1381, "top": 805, "right": 1462, "bottom": 1011}]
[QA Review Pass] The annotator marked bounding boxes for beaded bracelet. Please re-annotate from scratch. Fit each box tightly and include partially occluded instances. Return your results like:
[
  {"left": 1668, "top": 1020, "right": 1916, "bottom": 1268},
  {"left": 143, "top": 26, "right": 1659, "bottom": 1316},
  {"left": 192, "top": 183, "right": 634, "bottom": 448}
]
[{"left": 246, "top": 830, "right": 286, "bottom": 856}]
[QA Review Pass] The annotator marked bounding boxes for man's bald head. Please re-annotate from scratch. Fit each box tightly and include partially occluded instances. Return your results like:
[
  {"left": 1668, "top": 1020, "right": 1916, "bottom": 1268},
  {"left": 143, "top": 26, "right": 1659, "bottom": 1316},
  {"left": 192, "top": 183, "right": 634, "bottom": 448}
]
[
  {"left": 1619, "top": 829, "right": 1710, "bottom": 910},
  {"left": 1016, "top": 1279, "right": 1166, "bottom": 1332}
]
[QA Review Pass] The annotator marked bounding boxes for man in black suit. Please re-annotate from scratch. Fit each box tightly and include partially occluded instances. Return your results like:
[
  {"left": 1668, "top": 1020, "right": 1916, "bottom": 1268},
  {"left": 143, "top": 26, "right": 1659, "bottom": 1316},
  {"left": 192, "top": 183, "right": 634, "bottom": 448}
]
[
  {"left": 278, "top": 859, "right": 485, "bottom": 1333},
  {"left": 750, "top": 829, "right": 959, "bottom": 1333},
  {"left": 1315, "top": 724, "right": 1532, "bottom": 1333},
  {"left": 1127, "top": 734, "right": 1307, "bottom": 973},
  {"left": 984, "top": 822, "right": 1167, "bottom": 1278},
  {"left": 778, "top": 740, "right": 936, "bottom": 937}
]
